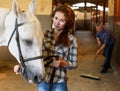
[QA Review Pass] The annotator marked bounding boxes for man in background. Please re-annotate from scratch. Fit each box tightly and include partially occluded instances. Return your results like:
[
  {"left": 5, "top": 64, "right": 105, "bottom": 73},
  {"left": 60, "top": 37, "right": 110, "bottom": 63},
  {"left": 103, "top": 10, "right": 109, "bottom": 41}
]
[{"left": 95, "top": 22, "right": 115, "bottom": 74}]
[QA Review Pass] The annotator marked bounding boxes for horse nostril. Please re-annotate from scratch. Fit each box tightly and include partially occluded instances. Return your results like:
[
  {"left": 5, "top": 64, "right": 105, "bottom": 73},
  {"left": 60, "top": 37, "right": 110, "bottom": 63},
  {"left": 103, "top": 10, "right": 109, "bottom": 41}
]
[
  {"left": 34, "top": 75, "right": 43, "bottom": 83},
  {"left": 34, "top": 75, "right": 38, "bottom": 81}
]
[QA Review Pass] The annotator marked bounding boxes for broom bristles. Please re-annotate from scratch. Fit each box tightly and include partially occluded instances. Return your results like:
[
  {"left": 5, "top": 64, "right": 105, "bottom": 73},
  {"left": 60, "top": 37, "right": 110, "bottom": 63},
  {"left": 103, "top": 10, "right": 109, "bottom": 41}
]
[{"left": 80, "top": 73, "right": 100, "bottom": 80}]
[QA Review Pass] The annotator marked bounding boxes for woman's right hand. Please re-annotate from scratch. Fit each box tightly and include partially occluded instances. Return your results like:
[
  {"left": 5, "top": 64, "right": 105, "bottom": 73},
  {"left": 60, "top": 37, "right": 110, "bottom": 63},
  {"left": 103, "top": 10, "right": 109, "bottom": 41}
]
[{"left": 14, "top": 65, "right": 20, "bottom": 75}]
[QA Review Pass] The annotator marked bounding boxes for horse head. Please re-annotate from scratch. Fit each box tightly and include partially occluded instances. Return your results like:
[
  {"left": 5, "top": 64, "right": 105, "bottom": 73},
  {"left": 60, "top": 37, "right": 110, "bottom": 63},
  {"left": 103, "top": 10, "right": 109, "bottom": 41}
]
[{"left": 0, "top": 0, "right": 45, "bottom": 83}]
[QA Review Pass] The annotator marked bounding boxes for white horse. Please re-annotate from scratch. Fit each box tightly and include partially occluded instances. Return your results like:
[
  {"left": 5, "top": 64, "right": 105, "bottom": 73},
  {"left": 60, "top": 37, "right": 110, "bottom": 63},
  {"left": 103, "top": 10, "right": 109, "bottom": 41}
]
[{"left": 0, "top": 0, "right": 45, "bottom": 83}]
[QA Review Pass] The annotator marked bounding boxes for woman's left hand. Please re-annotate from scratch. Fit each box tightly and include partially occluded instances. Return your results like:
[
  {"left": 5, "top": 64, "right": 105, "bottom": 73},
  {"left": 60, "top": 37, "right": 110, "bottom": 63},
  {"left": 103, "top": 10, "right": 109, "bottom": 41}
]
[{"left": 60, "top": 59, "right": 68, "bottom": 67}]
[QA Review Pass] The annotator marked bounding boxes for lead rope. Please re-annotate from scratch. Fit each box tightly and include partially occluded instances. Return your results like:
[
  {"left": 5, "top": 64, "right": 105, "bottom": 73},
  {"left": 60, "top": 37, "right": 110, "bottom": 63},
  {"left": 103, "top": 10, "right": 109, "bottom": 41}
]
[{"left": 48, "top": 56, "right": 59, "bottom": 91}]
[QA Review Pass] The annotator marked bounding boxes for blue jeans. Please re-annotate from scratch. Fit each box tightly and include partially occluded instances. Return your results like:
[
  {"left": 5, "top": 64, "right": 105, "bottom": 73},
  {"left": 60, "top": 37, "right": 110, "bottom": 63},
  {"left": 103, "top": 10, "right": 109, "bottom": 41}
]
[
  {"left": 103, "top": 43, "right": 114, "bottom": 69},
  {"left": 37, "top": 81, "right": 68, "bottom": 91}
]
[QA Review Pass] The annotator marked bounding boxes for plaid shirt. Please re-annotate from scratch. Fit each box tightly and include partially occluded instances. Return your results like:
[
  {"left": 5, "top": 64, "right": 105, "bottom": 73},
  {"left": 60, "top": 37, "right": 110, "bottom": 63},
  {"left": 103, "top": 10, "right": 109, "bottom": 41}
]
[
  {"left": 42, "top": 29, "right": 78, "bottom": 83},
  {"left": 96, "top": 28, "right": 115, "bottom": 45}
]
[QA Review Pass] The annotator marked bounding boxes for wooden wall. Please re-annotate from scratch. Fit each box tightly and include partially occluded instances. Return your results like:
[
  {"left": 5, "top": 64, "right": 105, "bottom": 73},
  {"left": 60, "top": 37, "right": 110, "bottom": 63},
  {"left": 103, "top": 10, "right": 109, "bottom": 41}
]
[
  {"left": 109, "top": 0, "right": 120, "bottom": 71},
  {"left": 0, "top": 0, "right": 52, "bottom": 15}
]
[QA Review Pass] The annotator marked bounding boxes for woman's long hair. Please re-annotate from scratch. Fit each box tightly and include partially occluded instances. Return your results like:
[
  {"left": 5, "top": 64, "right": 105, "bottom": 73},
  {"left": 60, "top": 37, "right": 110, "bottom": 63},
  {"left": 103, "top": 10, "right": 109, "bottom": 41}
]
[{"left": 51, "top": 5, "right": 75, "bottom": 47}]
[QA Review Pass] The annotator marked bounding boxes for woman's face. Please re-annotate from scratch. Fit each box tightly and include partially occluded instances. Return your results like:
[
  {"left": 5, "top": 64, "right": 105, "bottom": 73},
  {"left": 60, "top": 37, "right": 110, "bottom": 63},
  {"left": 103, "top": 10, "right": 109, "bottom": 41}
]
[{"left": 53, "top": 11, "right": 66, "bottom": 31}]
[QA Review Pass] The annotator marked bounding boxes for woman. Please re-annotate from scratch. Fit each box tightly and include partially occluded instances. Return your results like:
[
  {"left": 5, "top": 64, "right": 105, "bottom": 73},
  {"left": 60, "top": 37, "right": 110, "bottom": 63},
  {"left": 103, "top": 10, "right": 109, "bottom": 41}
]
[{"left": 37, "top": 5, "right": 78, "bottom": 91}]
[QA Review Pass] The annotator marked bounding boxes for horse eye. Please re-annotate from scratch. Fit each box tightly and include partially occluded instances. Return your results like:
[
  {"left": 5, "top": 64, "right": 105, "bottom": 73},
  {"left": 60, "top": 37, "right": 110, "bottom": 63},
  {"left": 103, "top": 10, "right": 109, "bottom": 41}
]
[{"left": 23, "top": 40, "right": 33, "bottom": 45}]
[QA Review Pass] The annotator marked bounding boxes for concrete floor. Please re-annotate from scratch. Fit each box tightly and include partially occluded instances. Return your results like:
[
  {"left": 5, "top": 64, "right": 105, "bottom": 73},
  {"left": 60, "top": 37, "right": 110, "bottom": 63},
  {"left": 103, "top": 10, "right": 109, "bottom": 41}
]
[{"left": 0, "top": 31, "right": 120, "bottom": 91}]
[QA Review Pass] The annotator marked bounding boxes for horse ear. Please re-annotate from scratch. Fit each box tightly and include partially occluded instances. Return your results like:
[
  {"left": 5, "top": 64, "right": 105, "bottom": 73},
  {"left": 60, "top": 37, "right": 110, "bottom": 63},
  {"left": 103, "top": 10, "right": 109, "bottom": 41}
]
[
  {"left": 29, "top": 0, "right": 36, "bottom": 14},
  {"left": 12, "top": 0, "right": 21, "bottom": 17}
]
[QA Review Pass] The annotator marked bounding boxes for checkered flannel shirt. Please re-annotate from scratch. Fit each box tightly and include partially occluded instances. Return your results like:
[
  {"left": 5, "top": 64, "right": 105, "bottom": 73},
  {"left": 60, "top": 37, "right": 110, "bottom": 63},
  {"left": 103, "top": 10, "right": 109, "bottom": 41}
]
[
  {"left": 42, "top": 29, "right": 78, "bottom": 83},
  {"left": 96, "top": 29, "right": 115, "bottom": 45}
]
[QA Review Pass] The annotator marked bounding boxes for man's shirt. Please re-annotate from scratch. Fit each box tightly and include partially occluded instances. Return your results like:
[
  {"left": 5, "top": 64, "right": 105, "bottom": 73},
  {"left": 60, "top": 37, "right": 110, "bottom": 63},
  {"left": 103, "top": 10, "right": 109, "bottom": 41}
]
[{"left": 96, "top": 29, "right": 115, "bottom": 45}]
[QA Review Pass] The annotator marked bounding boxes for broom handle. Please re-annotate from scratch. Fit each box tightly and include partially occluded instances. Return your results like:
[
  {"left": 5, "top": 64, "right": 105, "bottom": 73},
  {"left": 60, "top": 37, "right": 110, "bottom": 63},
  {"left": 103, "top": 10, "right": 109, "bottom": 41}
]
[{"left": 90, "top": 55, "right": 97, "bottom": 74}]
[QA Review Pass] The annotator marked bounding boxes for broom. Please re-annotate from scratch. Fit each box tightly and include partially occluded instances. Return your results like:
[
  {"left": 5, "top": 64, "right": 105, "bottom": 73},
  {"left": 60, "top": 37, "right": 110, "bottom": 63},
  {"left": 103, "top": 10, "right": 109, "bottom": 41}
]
[{"left": 80, "top": 56, "right": 100, "bottom": 80}]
